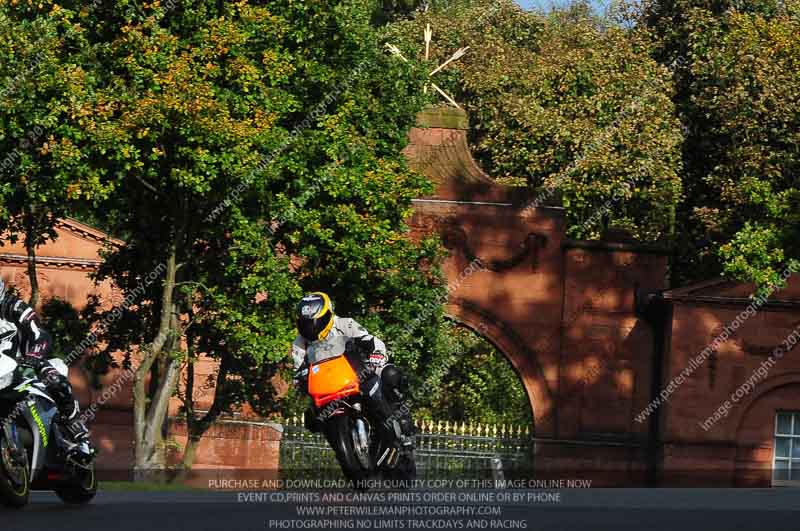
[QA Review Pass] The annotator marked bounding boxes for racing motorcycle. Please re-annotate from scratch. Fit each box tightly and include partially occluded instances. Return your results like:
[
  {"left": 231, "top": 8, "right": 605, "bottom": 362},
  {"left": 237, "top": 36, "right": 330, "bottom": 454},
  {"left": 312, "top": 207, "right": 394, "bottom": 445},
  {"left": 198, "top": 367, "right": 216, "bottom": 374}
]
[
  {"left": 0, "top": 347, "right": 97, "bottom": 508},
  {"left": 296, "top": 335, "right": 415, "bottom": 484}
]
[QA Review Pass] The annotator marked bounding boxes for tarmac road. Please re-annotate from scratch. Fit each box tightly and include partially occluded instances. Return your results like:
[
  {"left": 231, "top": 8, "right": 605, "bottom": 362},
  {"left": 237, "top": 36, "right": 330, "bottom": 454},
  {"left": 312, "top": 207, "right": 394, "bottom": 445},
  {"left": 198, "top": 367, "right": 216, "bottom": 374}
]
[{"left": 2, "top": 488, "right": 799, "bottom": 531}]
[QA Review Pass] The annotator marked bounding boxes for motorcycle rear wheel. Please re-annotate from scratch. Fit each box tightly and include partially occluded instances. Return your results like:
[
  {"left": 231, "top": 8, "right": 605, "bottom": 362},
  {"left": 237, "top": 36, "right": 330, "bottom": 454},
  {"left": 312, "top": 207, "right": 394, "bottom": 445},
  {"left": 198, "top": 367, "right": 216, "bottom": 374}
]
[{"left": 0, "top": 433, "right": 29, "bottom": 508}]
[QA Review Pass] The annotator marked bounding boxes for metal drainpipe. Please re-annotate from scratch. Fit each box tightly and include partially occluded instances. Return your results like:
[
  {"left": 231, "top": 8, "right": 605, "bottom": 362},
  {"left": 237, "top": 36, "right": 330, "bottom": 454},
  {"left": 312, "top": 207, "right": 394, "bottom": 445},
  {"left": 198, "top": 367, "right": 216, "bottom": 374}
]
[{"left": 636, "top": 288, "right": 668, "bottom": 487}]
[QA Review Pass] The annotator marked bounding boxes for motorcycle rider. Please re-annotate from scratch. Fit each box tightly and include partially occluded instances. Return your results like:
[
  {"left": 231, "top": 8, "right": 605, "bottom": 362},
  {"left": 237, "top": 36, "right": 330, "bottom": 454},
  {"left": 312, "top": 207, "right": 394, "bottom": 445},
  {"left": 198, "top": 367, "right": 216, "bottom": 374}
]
[
  {"left": 0, "top": 278, "right": 94, "bottom": 458},
  {"left": 292, "top": 292, "right": 415, "bottom": 452}
]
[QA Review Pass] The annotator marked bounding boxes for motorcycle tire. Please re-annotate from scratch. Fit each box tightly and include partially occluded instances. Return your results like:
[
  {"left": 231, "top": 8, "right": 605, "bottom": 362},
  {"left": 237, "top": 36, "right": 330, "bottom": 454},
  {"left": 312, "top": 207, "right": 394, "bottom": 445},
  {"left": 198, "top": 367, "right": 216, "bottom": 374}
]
[
  {"left": 55, "top": 461, "right": 97, "bottom": 505},
  {"left": 325, "top": 414, "right": 370, "bottom": 483},
  {"left": 0, "top": 433, "right": 29, "bottom": 508}
]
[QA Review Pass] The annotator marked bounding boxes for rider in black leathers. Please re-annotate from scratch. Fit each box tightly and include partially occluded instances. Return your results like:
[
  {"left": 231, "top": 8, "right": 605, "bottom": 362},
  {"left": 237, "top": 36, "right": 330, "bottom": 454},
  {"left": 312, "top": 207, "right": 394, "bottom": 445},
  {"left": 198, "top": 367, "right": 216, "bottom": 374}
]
[{"left": 0, "top": 278, "right": 94, "bottom": 457}]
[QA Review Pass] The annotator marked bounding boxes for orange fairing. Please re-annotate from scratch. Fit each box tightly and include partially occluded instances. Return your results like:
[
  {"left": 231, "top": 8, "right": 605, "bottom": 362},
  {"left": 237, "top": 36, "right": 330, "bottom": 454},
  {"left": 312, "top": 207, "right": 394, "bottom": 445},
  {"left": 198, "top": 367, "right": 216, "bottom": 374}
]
[{"left": 308, "top": 355, "right": 360, "bottom": 407}]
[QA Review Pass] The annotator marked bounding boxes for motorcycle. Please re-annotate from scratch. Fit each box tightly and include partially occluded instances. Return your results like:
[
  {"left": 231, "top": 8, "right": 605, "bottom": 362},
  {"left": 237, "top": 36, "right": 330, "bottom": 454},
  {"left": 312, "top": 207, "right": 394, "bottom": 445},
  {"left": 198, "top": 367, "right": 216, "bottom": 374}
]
[
  {"left": 297, "top": 335, "right": 416, "bottom": 484},
  {"left": 0, "top": 349, "right": 97, "bottom": 508}
]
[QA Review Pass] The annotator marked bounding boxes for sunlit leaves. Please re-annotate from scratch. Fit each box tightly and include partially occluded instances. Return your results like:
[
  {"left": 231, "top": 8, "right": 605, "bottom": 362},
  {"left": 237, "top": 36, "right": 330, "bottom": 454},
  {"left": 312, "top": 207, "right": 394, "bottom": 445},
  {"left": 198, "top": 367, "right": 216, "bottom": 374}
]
[
  {"left": 75, "top": 1, "right": 444, "bottom": 421},
  {"left": 0, "top": 4, "right": 112, "bottom": 255},
  {"left": 681, "top": 6, "right": 800, "bottom": 285},
  {"left": 385, "top": 0, "right": 683, "bottom": 242}
]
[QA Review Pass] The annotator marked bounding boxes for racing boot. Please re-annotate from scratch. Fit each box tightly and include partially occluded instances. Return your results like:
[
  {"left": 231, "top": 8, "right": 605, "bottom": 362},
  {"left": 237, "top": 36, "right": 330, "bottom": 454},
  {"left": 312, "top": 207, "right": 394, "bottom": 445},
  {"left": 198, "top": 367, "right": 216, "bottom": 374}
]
[
  {"left": 57, "top": 400, "right": 96, "bottom": 464},
  {"left": 394, "top": 412, "right": 416, "bottom": 455}
]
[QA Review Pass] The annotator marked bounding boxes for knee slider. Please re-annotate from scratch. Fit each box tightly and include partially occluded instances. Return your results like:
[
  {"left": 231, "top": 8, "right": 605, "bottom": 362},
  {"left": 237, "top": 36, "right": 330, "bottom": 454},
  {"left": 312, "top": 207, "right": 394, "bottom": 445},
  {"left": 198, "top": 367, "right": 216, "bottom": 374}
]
[
  {"left": 381, "top": 364, "right": 401, "bottom": 388},
  {"left": 381, "top": 364, "right": 406, "bottom": 400},
  {"left": 41, "top": 367, "right": 72, "bottom": 402}
]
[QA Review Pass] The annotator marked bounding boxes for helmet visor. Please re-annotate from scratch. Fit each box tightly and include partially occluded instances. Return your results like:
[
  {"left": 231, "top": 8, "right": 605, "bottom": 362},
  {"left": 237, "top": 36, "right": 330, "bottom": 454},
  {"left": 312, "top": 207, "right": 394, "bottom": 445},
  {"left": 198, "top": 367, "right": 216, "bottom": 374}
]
[{"left": 297, "top": 310, "right": 332, "bottom": 342}]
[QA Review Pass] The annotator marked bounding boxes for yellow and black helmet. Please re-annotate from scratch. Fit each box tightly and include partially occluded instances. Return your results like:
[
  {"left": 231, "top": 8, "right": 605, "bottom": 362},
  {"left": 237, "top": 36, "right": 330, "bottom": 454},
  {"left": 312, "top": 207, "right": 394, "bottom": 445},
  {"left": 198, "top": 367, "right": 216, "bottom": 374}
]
[{"left": 296, "top": 292, "right": 335, "bottom": 342}]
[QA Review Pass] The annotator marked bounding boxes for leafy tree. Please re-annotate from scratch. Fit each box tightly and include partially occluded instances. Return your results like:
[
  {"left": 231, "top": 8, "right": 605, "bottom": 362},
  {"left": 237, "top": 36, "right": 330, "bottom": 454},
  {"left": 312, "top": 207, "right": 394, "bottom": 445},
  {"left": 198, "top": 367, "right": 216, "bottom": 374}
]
[
  {"left": 38, "top": 298, "right": 90, "bottom": 360},
  {"left": 167, "top": 226, "right": 298, "bottom": 477},
  {"left": 635, "top": 0, "right": 783, "bottom": 66},
  {"left": 417, "top": 324, "right": 533, "bottom": 426},
  {"left": 59, "top": 0, "right": 445, "bottom": 479},
  {"left": 385, "top": 0, "right": 684, "bottom": 242},
  {"left": 82, "top": 3, "right": 287, "bottom": 477},
  {"left": 684, "top": 5, "right": 800, "bottom": 285},
  {"left": 637, "top": 0, "right": 800, "bottom": 286},
  {"left": 0, "top": 5, "right": 112, "bottom": 306},
  {"left": 373, "top": 0, "right": 428, "bottom": 24}
]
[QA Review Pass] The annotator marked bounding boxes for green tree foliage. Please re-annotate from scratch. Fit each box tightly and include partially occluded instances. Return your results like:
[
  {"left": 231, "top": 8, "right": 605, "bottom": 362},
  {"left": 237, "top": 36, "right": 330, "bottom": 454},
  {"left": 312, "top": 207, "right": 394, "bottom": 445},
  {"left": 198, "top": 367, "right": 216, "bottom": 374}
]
[
  {"left": 38, "top": 298, "right": 90, "bottom": 360},
  {"left": 690, "top": 6, "right": 800, "bottom": 285},
  {"left": 636, "top": 0, "right": 782, "bottom": 66},
  {"left": 638, "top": 0, "right": 800, "bottom": 286},
  {"left": 417, "top": 324, "right": 532, "bottom": 426},
  {"left": 0, "top": 4, "right": 113, "bottom": 306},
  {"left": 373, "top": 0, "right": 428, "bottom": 24},
  {"left": 385, "top": 0, "right": 683, "bottom": 242},
  {"left": 20, "top": 0, "right": 447, "bottom": 477}
]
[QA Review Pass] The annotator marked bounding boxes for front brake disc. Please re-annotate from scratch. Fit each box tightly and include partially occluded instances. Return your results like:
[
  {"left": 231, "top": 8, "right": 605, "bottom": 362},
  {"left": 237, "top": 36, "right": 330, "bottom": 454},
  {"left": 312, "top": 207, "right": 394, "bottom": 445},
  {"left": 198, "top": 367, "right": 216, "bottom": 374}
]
[
  {"left": 0, "top": 437, "right": 27, "bottom": 487},
  {"left": 352, "top": 419, "right": 372, "bottom": 469}
]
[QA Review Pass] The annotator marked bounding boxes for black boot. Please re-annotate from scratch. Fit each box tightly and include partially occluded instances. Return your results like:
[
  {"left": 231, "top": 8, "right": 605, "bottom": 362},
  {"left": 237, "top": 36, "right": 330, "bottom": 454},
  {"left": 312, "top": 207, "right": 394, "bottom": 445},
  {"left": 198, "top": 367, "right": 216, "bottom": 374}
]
[
  {"left": 303, "top": 407, "right": 322, "bottom": 433},
  {"left": 58, "top": 401, "right": 95, "bottom": 463},
  {"left": 394, "top": 412, "right": 416, "bottom": 454},
  {"left": 380, "top": 367, "right": 415, "bottom": 452}
]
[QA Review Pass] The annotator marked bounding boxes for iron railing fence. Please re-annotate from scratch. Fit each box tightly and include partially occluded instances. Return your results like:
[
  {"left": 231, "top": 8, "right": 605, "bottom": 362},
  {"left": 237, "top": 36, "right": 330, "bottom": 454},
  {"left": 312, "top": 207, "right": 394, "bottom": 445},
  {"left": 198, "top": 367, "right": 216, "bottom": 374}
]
[{"left": 279, "top": 417, "right": 534, "bottom": 481}]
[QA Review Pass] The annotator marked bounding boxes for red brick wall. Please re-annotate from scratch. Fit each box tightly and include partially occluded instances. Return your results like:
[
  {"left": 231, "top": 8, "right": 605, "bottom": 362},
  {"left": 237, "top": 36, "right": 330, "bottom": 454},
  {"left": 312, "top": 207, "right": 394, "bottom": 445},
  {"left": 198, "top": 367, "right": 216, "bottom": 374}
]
[
  {"left": 87, "top": 408, "right": 136, "bottom": 480},
  {"left": 166, "top": 418, "right": 282, "bottom": 487},
  {"left": 409, "top": 199, "right": 567, "bottom": 436},
  {"left": 560, "top": 244, "right": 667, "bottom": 440},
  {"left": 407, "top": 107, "right": 671, "bottom": 483},
  {"left": 661, "top": 280, "right": 800, "bottom": 486},
  {"left": 13, "top": 108, "right": 800, "bottom": 488}
]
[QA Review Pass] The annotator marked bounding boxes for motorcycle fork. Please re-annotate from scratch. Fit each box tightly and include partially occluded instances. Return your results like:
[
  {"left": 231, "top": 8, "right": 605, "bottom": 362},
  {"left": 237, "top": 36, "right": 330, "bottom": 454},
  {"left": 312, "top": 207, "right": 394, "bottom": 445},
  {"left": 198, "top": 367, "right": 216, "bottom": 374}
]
[
  {"left": 2, "top": 421, "right": 24, "bottom": 465},
  {"left": 376, "top": 444, "right": 399, "bottom": 469},
  {"left": 366, "top": 414, "right": 400, "bottom": 469}
]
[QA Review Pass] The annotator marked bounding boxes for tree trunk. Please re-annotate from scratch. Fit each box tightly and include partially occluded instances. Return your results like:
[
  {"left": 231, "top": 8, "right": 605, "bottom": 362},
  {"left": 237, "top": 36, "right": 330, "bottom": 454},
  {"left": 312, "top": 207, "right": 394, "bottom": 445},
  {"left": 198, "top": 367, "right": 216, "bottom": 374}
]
[
  {"left": 142, "top": 345, "right": 182, "bottom": 475},
  {"left": 172, "top": 355, "right": 230, "bottom": 484},
  {"left": 175, "top": 434, "right": 202, "bottom": 481},
  {"left": 23, "top": 211, "right": 39, "bottom": 308},
  {"left": 133, "top": 220, "right": 185, "bottom": 482},
  {"left": 174, "top": 354, "right": 197, "bottom": 481}
]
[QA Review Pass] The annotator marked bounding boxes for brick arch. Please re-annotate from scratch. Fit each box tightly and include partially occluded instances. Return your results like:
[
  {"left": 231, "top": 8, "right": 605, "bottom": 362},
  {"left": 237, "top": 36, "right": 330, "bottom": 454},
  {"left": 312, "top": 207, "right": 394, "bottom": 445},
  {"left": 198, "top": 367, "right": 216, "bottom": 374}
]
[
  {"left": 732, "top": 371, "right": 800, "bottom": 439},
  {"left": 444, "top": 300, "right": 556, "bottom": 437},
  {"left": 406, "top": 106, "right": 670, "bottom": 447}
]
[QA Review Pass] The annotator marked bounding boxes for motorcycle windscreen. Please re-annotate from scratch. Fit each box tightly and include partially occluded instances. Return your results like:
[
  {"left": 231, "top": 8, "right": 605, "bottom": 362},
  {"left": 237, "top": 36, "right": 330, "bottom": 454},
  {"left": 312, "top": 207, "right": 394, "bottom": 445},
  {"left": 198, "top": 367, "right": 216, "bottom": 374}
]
[
  {"left": 308, "top": 355, "right": 360, "bottom": 407},
  {"left": 306, "top": 335, "right": 348, "bottom": 365}
]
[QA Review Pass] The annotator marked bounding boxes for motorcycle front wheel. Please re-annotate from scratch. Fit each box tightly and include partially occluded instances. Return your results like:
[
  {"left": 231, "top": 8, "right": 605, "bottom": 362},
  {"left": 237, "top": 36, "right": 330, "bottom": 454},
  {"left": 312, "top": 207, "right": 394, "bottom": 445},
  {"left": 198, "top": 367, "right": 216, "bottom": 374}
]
[
  {"left": 0, "top": 432, "right": 29, "bottom": 508},
  {"left": 325, "top": 414, "right": 371, "bottom": 484},
  {"left": 55, "top": 461, "right": 97, "bottom": 505}
]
